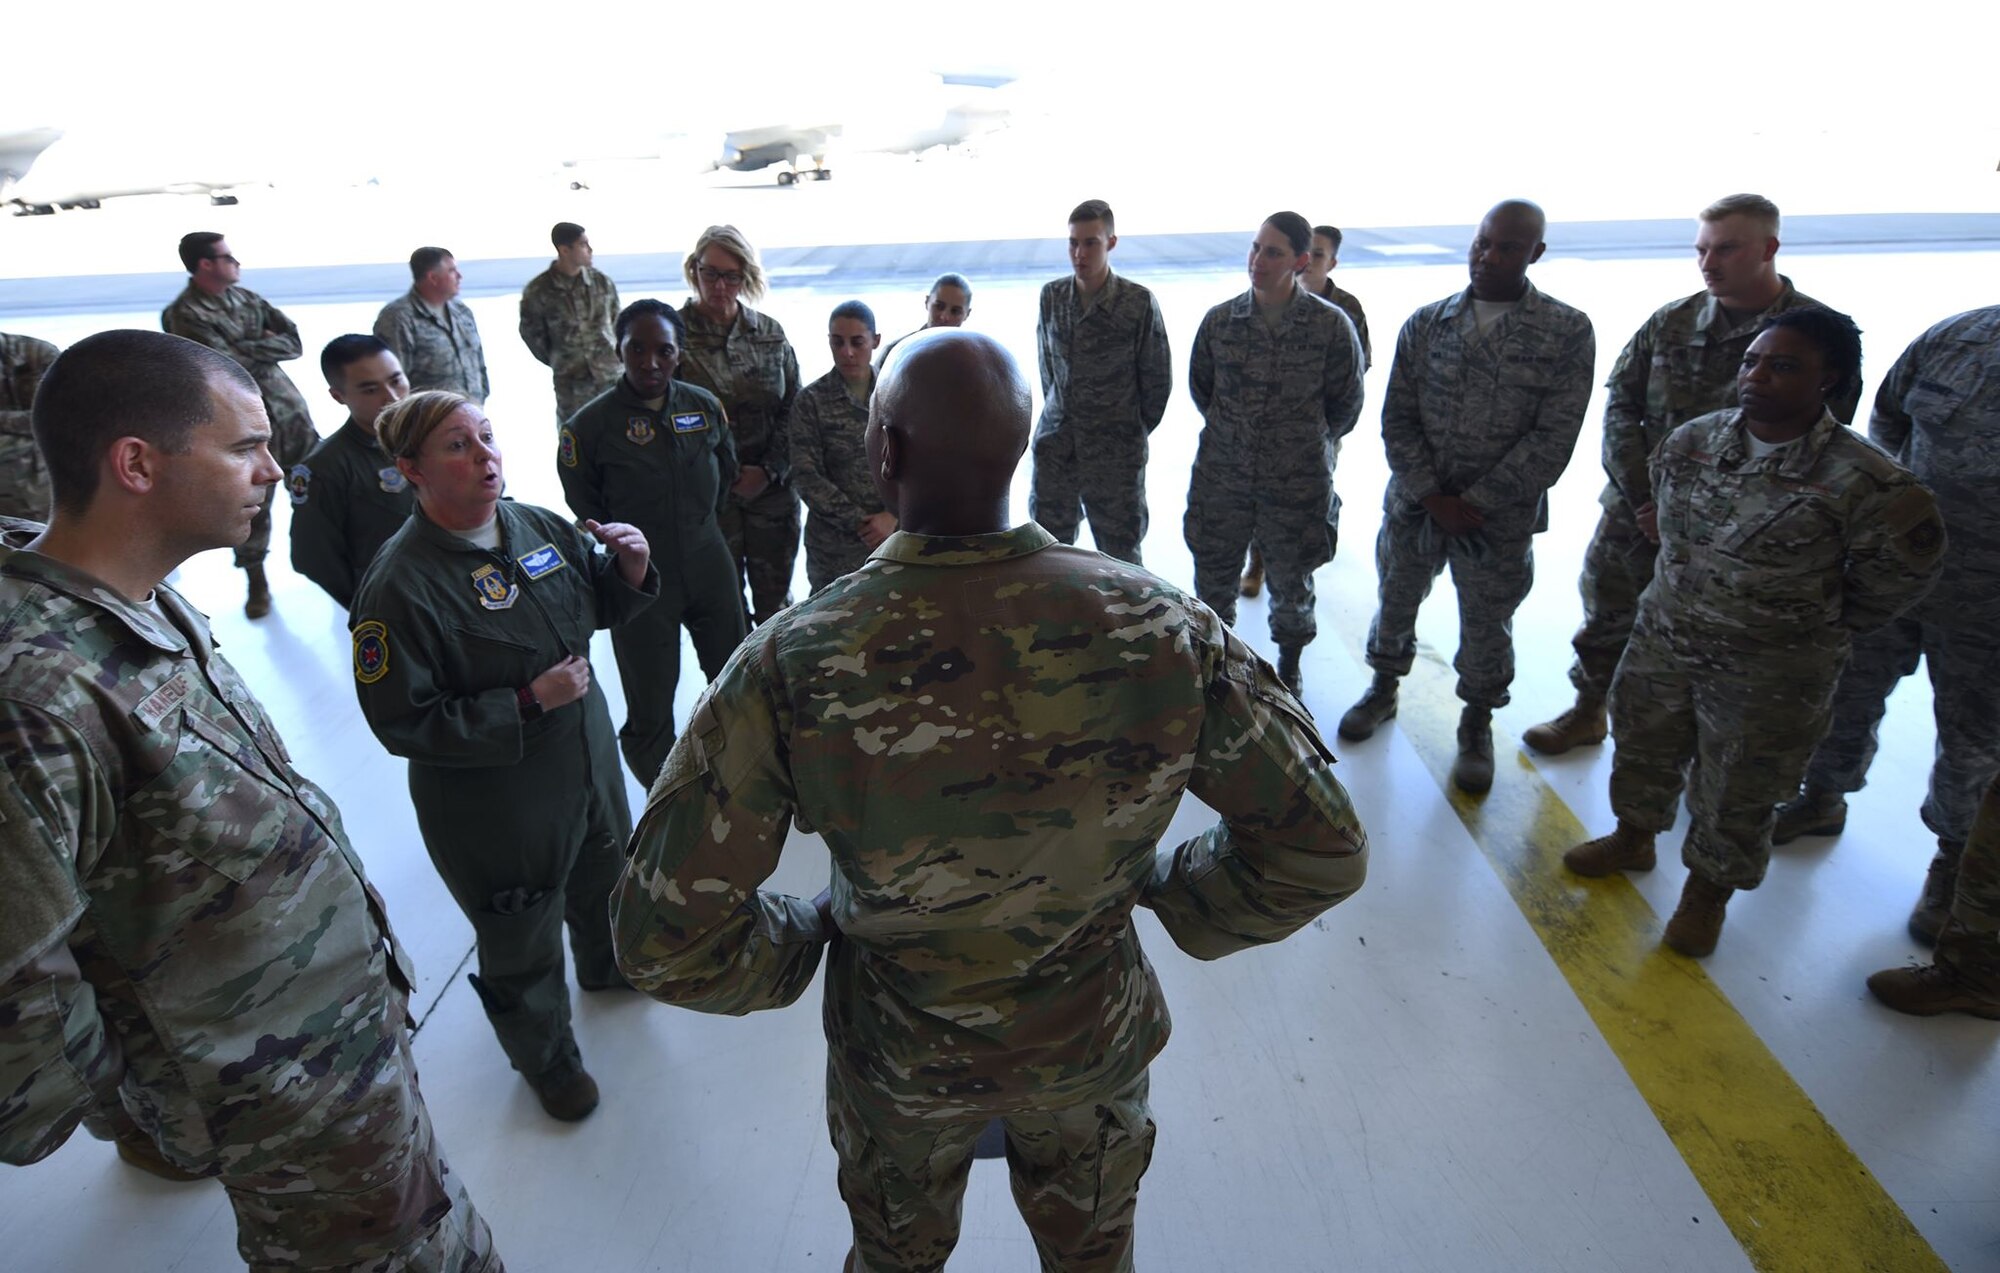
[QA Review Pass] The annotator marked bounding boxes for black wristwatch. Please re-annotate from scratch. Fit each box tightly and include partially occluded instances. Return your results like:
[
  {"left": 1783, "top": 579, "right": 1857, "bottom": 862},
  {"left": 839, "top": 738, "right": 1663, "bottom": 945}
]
[{"left": 516, "top": 685, "right": 545, "bottom": 722}]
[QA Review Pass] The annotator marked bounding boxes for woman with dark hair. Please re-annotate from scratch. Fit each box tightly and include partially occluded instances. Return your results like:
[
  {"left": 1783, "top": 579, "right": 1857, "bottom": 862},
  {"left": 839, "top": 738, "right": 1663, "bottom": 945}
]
[
  {"left": 557, "top": 299, "right": 747, "bottom": 785},
  {"left": 1563, "top": 308, "right": 1947, "bottom": 956},
  {"left": 350, "top": 390, "right": 658, "bottom": 1122}
]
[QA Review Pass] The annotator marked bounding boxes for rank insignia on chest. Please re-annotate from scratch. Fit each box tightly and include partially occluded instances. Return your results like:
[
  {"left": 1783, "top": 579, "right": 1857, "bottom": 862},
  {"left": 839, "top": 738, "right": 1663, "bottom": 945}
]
[
  {"left": 559, "top": 427, "right": 580, "bottom": 468},
  {"left": 286, "top": 464, "right": 312, "bottom": 506},
  {"left": 471, "top": 563, "right": 519, "bottom": 610},
  {"left": 377, "top": 465, "right": 408, "bottom": 494},
  {"left": 626, "top": 416, "right": 657, "bottom": 445},
  {"left": 671, "top": 411, "right": 709, "bottom": 433},
  {"left": 352, "top": 621, "right": 390, "bottom": 684},
  {"left": 517, "top": 543, "right": 566, "bottom": 580}
]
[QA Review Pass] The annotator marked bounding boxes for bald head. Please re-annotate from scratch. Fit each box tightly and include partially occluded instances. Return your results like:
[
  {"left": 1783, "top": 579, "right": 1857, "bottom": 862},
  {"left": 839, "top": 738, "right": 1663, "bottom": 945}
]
[
  {"left": 1469, "top": 199, "right": 1548, "bottom": 302},
  {"left": 869, "top": 329, "right": 1031, "bottom": 535}
]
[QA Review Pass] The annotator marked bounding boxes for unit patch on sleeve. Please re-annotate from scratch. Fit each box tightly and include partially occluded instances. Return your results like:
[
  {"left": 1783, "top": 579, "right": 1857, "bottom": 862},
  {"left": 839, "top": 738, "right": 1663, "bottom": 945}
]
[
  {"left": 286, "top": 464, "right": 312, "bottom": 506},
  {"left": 559, "top": 427, "right": 579, "bottom": 468},
  {"left": 352, "top": 621, "right": 390, "bottom": 684}
]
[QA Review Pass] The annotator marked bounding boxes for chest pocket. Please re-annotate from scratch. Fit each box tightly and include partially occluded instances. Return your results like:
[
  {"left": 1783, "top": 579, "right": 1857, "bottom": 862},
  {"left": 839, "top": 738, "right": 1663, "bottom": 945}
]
[
  {"left": 1719, "top": 495, "right": 1845, "bottom": 573},
  {"left": 731, "top": 335, "right": 790, "bottom": 402},
  {"left": 127, "top": 707, "right": 295, "bottom": 883},
  {"left": 443, "top": 623, "right": 544, "bottom": 693}
]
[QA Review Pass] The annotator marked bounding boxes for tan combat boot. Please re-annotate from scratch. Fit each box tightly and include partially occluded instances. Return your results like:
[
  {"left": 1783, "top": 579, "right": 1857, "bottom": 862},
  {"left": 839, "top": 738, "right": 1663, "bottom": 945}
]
[
  {"left": 1239, "top": 545, "right": 1265, "bottom": 598},
  {"left": 1522, "top": 696, "right": 1606, "bottom": 755},
  {"left": 1663, "top": 873, "right": 1735, "bottom": 957},
  {"left": 529, "top": 1061, "right": 600, "bottom": 1122},
  {"left": 1562, "top": 822, "right": 1656, "bottom": 877},
  {"left": 1771, "top": 785, "right": 1847, "bottom": 845},
  {"left": 1337, "top": 674, "right": 1398, "bottom": 741},
  {"left": 244, "top": 562, "right": 272, "bottom": 619},
  {"left": 1453, "top": 707, "right": 1494, "bottom": 794},
  {"left": 1907, "top": 841, "right": 1963, "bottom": 946}
]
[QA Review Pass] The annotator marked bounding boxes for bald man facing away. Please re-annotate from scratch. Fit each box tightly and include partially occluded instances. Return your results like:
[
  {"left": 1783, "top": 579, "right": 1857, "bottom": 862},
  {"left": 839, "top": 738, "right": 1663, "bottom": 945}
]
[{"left": 612, "top": 328, "right": 1368, "bottom": 1272}]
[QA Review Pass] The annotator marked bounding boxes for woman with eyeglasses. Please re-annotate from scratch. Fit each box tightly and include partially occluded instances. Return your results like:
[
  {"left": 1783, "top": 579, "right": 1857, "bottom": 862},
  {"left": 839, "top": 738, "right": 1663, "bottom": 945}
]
[{"left": 677, "top": 224, "right": 802, "bottom": 624}]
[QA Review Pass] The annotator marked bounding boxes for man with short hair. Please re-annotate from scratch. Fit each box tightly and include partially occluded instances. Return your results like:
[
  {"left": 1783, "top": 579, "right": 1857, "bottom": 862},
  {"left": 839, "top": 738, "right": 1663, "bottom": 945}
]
[
  {"left": 519, "top": 222, "right": 621, "bottom": 423},
  {"left": 1186, "top": 210, "right": 1366, "bottom": 692},
  {"left": 375, "top": 246, "right": 489, "bottom": 403},
  {"left": 1339, "top": 201, "right": 1595, "bottom": 793},
  {"left": 162, "top": 232, "right": 320, "bottom": 618},
  {"left": 1526, "top": 194, "right": 1858, "bottom": 754},
  {"left": 0, "top": 329, "right": 499, "bottom": 1271},
  {"left": 0, "top": 330, "right": 59, "bottom": 520},
  {"left": 875, "top": 272, "right": 972, "bottom": 368},
  {"left": 1303, "top": 224, "right": 1371, "bottom": 368},
  {"left": 613, "top": 328, "right": 1366, "bottom": 1272},
  {"left": 289, "top": 334, "right": 416, "bottom": 609},
  {"left": 1775, "top": 304, "right": 2000, "bottom": 941},
  {"left": 791, "top": 299, "right": 894, "bottom": 591},
  {"left": 1029, "top": 198, "right": 1172, "bottom": 565}
]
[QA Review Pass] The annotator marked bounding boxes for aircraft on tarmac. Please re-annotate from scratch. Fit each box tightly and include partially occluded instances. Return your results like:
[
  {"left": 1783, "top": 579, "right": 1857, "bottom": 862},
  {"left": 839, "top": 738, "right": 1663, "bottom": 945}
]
[
  {"left": 1, "top": 124, "right": 258, "bottom": 215},
  {"left": 712, "top": 70, "right": 1017, "bottom": 185}
]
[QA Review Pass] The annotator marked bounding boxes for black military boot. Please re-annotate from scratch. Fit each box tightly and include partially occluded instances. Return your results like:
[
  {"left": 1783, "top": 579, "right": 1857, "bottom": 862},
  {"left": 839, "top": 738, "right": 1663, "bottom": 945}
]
[
  {"left": 1276, "top": 644, "right": 1303, "bottom": 695},
  {"left": 1908, "top": 840, "right": 1964, "bottom": 946},
  {"left": 1452, "top": 707, "right": 1495, "bottom": 794},
  {"left": 1338, "top": 674, "right": 1398, "bottom": 741}
]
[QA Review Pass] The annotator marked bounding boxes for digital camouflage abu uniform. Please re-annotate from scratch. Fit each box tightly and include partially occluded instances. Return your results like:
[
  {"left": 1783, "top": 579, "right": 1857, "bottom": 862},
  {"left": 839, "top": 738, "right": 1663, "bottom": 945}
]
[
  {"left": 1567, "top": 279, "right": 1857, "bottom": 698},
  {"left": 678, "top": 301, "right": 801, "bottom": 623},
  {"left": 1609, "top": 408, "right": 1944, "bottom": 888},
  {"left": 558, "top": 378, "right": 747, "bottom": 786},
  {"left": 374, "top": 291, "right": 490, "bottom": 404},
  {"left": 612, "top": 524, "right": 1368, "bottom": 1273},
  {"left": 789, "top": 367, "right": 888, "bottom": 591},
  {"left": 161, "top": 285, "right": 320, "bottom": 567},
  {"left": 1185, "top": 286, "right": 1366, "bottom": 648},
  {"left": 350, "top": 502, "right": 658, "bottom": 1084},
  {"left": 1315, "top": 278, "right": 1372, "bottom": 369},
  {"left": 0, "top": 331, "right": 58, "bottom": 520},
  {"left": 288, "top": 418, "right": 417, "bottom": 610},
  {"left": 1800, "top": 306, "right": 2000, "bottom": 850},
  {"left": 1367, "top": 283, "right": 1595, "bottom": 708},
  {"left": 1029, "top": 271, "right": 1172, "bottom": 565},
  {"left": 519, "top": 264, "right": 621, "bottom": 424},
  {"left": 0, "top": 523, "right": 497, "bottom": 1272}
]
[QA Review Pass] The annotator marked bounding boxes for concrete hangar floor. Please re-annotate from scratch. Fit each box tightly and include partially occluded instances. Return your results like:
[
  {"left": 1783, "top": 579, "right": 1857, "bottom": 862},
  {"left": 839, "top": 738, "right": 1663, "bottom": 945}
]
[{"left": 1, "top": 215, "right": 1997, "bottom": 1272}]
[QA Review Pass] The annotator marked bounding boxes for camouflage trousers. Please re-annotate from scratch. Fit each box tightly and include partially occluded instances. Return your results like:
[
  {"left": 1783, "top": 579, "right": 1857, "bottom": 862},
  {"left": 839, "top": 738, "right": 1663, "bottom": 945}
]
[
  {"left": 232, "top": 1041, "right": 501, "bottom": 1272},
  {"left": 608, "top": 529, "right": 747, "bottom": 786},
  {"left": 1185, "top": 464, "right": 1337, "bottom": 648},
  {"left": 238, "top": 414, "right": 317, "bottom": 568},
  {"left": 1364, "top": 505, "right": 1536, "bottom": 709},
  {"left": 1609, "top": 611, "right": 1842, "bottom": 889},
  {"left": 1799, "top": 593, "right": 2000, "bottom": 845},
  {"left": 829, "top": 1068, "right": 1155, "bottom": 1273},
  {"left": 553, "top": 372, "right": 617, "bottom": 427},
  {"left": 1029, "top": 430, "right": 1149, "bottom": 565},
  {"left": 804, "top": 517, "right": 876, "bottom": 595},
  {"left": 1566, "top": 501, "right": 1661, "bottom": 700},
  {"left": 1936, "top": 772, "right": 2000, "bottom": 991},
  {"left": 720, "top": 482, "right": 801, "bottom": 624}
]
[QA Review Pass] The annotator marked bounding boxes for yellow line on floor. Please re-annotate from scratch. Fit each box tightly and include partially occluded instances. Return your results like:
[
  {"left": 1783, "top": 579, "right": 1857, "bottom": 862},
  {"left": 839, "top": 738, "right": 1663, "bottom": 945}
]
[{"left": 1371, "top": 659, "right": 1945, "bottom": 1273}]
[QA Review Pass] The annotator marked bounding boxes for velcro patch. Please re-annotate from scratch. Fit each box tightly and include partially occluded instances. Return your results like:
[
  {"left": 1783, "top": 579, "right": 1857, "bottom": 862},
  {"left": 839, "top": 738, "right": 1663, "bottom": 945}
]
[
  {"left": 353, "top": 622, "right": 390, "bottom": 684},
  {"left": 133, "top": 671, "right": 193, "bottom": 731},
  {"left": 559, "top": 428, "right": 579, "bottom": 469},
  {"left": 518, "top": 543, "right": 566, "bottom": 580},
  {"left": 286, "top": 464, "right": 312, "bottom": 506}
]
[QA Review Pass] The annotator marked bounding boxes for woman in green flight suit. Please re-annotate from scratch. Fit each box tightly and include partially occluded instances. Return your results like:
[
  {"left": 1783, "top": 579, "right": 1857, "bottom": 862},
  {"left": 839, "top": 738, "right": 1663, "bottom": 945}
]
[{"left": 350, "top": 390, "right": 658, "bottom": 1122}]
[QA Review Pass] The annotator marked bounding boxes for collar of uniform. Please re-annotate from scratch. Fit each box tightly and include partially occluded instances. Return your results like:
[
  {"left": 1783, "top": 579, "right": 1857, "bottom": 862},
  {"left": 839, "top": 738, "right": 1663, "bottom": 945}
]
[
  {"left": 410, "top": 500, "right": 516, "bottom": 554},
  {"left": 682, "top": 301, "right": 760, "bottom": 340},
  {"left": 339, "top": 417, "right": 385, "bottom": 455},
  {"left": 870, "top": 522, "right": 1058, "bottom": 566},
  {"left": 1075, "top": 270, "right": 1122, "bottom": 309},
  {"left": 1715, "top": 405, "right": 1843, "bottom": 475},
  {"left": 1697, "top": 274, "right": 1800, "bottom": 336},
  {"left": 1441, "top": 280, "right": 1543, "bottom": 322},
  {"left": 1227, "top": 284, "right": 1318, "bottom": 323},
  {"left": 0, "top": 526, "right": 198, "bottom": 656}
]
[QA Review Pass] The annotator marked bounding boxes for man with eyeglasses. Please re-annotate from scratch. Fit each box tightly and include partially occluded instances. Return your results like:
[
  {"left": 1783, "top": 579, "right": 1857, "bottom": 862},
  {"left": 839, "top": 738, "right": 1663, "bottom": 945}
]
[{"left": 163, "top": 232, "right": 320, "bottom": 619}]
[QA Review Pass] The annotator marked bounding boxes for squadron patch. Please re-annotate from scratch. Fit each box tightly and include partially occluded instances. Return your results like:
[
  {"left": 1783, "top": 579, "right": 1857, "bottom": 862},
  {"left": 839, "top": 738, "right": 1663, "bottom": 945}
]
[
  {"left": 559, "top": 427, "right": 580, "bottom": 468},
  {"left": 470, "top": 563, "right": 518, "bottom": 610},
  {"left": 286, "top": 464, "right": 312, "bottom": 506},
  {"left": 626, "top": 416, "right": 657, "bottom": 446},
  {"left": 377, "top": 465, "right": 408, "bottom": 494},
  {"left": 671, "top": 411, "right": 710, "bottom": 434},
  {"left": 517, "top": 543, "right": 566, "bottom": 580},
  {"left": 352, "top": 622, "right": 390, "bottom": 684}
]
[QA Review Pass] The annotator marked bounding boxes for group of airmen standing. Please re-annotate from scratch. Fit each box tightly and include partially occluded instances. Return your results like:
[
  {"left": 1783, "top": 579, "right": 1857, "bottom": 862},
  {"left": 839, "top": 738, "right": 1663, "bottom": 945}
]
[{"left": 0, "top": 188, "right": 1994, "bottom": 1272}]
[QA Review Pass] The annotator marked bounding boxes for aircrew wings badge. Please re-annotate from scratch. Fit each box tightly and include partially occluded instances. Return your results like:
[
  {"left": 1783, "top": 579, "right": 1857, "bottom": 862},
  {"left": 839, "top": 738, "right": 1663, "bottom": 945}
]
[
  {"left": 471, "top": 563, "right": 518, "bottom": 610},
  {"left": 671, "top": 412, "right": 709, "bottom": 433},
  {"left": 353, "top": 622, "right": 390, "bottom": 684},
  {"left": 517, "top": 543, "right": 566, "bottom": 580},
  {"left": 626, "top": 416, "right": 656, "bottom": 445}
]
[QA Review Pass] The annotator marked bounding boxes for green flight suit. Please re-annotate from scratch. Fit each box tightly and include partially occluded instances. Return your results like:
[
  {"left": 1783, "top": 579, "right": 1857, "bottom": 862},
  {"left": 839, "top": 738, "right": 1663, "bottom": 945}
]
[
  {"left": 349, "top": 501, "right": 658, "bottom": 1081},
  {"left": 558, "top": 379, "right": 748, "bottom": 786},
  {"left": 287, "top": 417, "right": 417, "bottom": 610}
]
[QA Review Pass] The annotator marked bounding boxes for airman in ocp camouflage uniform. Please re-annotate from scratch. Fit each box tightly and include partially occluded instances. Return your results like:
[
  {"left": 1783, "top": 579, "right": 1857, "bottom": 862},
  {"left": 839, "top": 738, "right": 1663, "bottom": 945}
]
[
  {"left": 1029, "top": 201, "right": 1172, "bottom": 565},
  {"left": 0, "top": 331, "right": 496, "bottom": 1272},
  {"left": 163, "top": 233, "right": 321, "bottom": 616},
  {"left": 613, "top": 331, "right": 1367, "bottom": 1273},
  {"left": 375, "top": 247, "right": 490, "bottom": 403},
  {"left": 0, "top": 330, "right": 58, "bottom": 519},
  {"left": 1340, "top": 202, "right": 1595, "bottom": 795},
  {"left": 1528, "top": 194, "right": 1857, "bottom": 754},
  {"left": 1778, "top": 304, "right": 2000, "bottom": 942},
  {"left": 1566, "top": 309, "right": 1944, "bottom": 958},
  {"left": 520, "top": 222, "right": 621, "bottom": 424},
  {"left": 1186, "top": 212, "right": 1366, "bottom": 691},
  {"left": 791, "top": 300, "right": 892, "bottom": 592}
]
